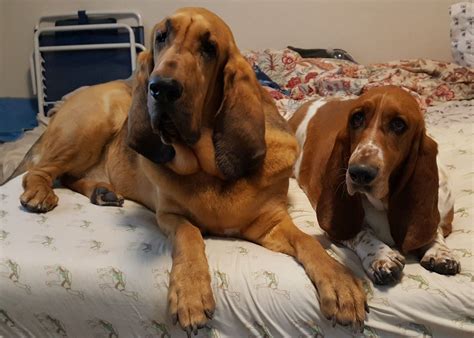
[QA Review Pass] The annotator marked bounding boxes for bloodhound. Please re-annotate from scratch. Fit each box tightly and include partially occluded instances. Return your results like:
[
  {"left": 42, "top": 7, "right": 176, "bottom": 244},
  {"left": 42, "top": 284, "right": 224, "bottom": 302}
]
[
  {"left": 290, "top": 86, "right": 460, "bottom": 285},
  {"left": 18, "top": 7, "right": 367, "bottom": 335}
]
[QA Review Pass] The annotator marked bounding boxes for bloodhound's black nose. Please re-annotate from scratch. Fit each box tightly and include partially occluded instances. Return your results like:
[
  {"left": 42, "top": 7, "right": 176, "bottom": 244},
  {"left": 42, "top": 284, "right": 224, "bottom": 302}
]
[
  {"left": 149, "top": 76, "right": 183, "bottom": 102},
  {"left": 348, "top": 165, "right": 378, "bottom": 185}
]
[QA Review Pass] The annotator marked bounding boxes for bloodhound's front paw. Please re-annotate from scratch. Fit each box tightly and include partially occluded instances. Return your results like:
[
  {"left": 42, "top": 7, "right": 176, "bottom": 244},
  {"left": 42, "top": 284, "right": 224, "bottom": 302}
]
[
  {"left": 20, "top": 184, "right": 58, "bottom": 213},
  {"left": 366, "top": 250, "right": 405, "bottom": 285},
  {"left": 168, "top": 262, "right": 216, "bottom": 337},
  {"left": 421, "top": 249, "right": 461, "bottom": 275},
  {"left": 316, "top": 261, "right": 367, "bottom": 332}
]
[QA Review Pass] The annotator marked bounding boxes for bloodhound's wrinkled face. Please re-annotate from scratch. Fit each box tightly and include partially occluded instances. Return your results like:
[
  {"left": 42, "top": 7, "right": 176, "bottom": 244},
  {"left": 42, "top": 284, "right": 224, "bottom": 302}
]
[
  {"left": 127, "top": 7, "right": 266, "bottom": 180},
  {"left": 148, "top": 9, "right": 231, "bottom": 145},
  {"left": 345, "top": 87, "right": 424, "bottom": 201}
]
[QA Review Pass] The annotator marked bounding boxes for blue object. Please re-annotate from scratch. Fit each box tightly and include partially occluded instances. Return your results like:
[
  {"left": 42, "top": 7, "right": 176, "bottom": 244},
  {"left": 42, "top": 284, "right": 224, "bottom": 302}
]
[
  {"left": 253, "top": 65, "right": 290, "bottom": 95},
  {"left": 0, "top": 98, "right": 38, "bottom": 142},
  {"left": 38, "top": 10, "right": 144, "bottom": 114}
]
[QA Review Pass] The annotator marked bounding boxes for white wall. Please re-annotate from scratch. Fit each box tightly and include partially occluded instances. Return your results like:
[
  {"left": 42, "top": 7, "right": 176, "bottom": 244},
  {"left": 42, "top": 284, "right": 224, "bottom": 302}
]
[{"left": 1, "top": 0, "right": 458, "bottom": 98}]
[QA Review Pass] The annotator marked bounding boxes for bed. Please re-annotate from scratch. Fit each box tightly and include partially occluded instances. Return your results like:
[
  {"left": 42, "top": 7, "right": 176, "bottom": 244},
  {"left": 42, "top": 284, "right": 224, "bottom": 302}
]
[{"left": 1, "top": 50, "right": 473, "bottom": 337}]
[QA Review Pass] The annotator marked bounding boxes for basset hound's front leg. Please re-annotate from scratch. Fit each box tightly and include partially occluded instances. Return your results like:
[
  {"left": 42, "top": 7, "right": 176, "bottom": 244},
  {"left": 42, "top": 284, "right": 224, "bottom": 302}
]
[
  {"left": 341, "top": 225, "right": 405, "bottom": 285},
  {"left": 420, "top": 227, "right": 461, "bottom": 275},
  {"left": 156, "top": 212, "right": 215, "bottom": 336}
]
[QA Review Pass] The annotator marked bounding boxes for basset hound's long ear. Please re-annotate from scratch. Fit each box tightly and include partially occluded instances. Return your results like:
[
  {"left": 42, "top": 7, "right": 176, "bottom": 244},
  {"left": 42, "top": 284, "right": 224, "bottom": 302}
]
[
  {"left": 213, "top": 53, "right": 266, "bottom": 181},
  {"left": 388, "top": 129, "right": 440, "bottom": 254},
  {"left": 316, "top": 103, "right": 365, "bottom": 241},
  {"left": 126, "top": 51, "right": 175, "bottom": 164}
]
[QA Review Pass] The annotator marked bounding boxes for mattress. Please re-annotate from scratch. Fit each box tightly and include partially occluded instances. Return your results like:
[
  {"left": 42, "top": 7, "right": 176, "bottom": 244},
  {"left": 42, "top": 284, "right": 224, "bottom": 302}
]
[{"left": 1, "top": 99, "right": 473, "bottom": 337}]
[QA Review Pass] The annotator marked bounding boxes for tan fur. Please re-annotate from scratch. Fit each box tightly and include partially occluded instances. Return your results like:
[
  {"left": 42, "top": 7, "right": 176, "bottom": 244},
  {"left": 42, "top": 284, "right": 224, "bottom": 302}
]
[{"left": 20, "top": 7, "right": 366, "bottom": 333}]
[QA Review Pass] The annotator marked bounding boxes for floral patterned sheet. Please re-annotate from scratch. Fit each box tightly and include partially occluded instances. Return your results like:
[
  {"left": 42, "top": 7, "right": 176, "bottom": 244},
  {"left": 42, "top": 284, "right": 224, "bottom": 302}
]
[
  {"left": 244, "top": 49, "right": 474, "bottom": 120},
  {"left": 0, "top": 100, "right": 473, "bottom": 337}
]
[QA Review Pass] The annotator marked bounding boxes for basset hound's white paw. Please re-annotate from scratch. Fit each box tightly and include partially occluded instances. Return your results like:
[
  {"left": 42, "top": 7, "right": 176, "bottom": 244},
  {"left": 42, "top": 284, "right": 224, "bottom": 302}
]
[
  {"left": 421, "top": 247, "right": 460, "bottom": 275},
  {"left": 364, "top": 248, "right": 405, "bottom": 285}
]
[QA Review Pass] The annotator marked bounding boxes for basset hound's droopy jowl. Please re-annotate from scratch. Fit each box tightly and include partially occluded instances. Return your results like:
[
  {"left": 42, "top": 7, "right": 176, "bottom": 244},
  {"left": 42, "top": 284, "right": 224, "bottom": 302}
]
[
  {"left": 290, "top": 86, "right": 460, "bottom": 285},
  {"left": 18, "top": 8, "right": 367, "bottom": 335}
]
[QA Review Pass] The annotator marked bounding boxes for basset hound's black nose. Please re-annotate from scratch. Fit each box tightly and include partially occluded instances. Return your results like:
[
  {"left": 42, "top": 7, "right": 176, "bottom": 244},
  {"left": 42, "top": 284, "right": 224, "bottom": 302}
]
[
  {"left": 348, "top": 165, "right": 378, "bottom": 185},
  {"left": 149, "top": 76, "right": 183, "bottom": 102}
]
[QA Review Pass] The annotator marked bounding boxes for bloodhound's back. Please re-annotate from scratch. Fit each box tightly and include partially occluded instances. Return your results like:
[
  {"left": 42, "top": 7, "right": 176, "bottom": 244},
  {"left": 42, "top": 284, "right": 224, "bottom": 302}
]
[{"left": 19, "top": 7, "right": 367, "bottom": 335}]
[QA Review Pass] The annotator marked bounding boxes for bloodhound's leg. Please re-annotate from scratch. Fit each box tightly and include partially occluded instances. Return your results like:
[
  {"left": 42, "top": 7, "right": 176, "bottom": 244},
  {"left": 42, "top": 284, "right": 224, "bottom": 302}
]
[
  {"left": 341, "top": 225, "right": 405, "bottom": 285},
  {"left": 243, "top": 210, "right": 367, "bottom": 330},
  {"left": 20, "top": 116, "right": 118, "bottom": 212},
  {"left": 21, "top": 149, "right": 107, "bottom": 213},
  {"left": 61, "top": 175, "right": 124, "bottom": 207},
  {"left": 157, "top": 212, "right": 215, "bottom": 336},
  {"left": 420, "top": 227, "right": 460, "bottom": 275}
]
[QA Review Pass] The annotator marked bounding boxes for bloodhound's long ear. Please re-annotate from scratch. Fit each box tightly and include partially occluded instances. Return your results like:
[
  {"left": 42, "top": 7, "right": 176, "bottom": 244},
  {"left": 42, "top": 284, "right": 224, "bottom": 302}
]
[
  {"left": 126, "top": 51, "right": 175, "bottom": 164},
  {"left": 315, "top": 103, "right": 365, "bottom": 241},
  {"left": 388, "top": 130, "right": 440, "bottom": 254},
  {"left": 213, "top": 54, "right": 266, "bottom": 181}
]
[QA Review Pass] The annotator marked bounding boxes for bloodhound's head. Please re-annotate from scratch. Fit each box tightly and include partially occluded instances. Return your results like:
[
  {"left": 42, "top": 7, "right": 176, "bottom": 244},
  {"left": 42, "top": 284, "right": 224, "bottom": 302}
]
[
  {"left": 317, "top": 86, "right": 440, "bottom": 253},
  {"left": 126, "top": 7, "right": 266, "bottom": 180}
]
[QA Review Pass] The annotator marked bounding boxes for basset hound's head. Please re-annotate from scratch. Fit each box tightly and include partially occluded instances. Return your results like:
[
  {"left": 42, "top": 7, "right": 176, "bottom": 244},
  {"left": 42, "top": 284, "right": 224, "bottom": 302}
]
[
  {"left": 317, "top": 86, "right": 440, "bottom": 253},
  {"left": 127, "top": 7, "right": 266, "bottom": 180}
]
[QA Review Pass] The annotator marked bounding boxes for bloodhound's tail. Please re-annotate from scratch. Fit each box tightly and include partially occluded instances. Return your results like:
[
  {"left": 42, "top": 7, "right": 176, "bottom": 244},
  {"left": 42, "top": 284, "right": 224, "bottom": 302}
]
[{"left": 3, "top": 133, "right": 44, "bottom": 184}]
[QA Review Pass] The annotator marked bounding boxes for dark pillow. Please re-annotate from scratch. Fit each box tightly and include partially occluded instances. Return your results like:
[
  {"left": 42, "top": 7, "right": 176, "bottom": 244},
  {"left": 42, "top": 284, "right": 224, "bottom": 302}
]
[{"left": 288, "top": 46, "right": 357, "bottom": 63}]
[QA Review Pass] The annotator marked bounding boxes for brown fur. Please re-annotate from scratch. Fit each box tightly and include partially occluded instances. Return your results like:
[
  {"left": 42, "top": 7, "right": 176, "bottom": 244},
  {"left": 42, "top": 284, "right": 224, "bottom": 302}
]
[
  {"left": 290, "top": 86, "right": 442, "bottom": 254},
  {"left": 20, "top": 8, "right": 366, "bottom": 333}
]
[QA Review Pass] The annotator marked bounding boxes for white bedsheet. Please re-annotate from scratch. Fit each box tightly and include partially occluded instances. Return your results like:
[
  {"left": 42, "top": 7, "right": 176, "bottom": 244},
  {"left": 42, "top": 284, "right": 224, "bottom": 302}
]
[{"left": 0, "top": 101, "right": 473, "bottom": 338}]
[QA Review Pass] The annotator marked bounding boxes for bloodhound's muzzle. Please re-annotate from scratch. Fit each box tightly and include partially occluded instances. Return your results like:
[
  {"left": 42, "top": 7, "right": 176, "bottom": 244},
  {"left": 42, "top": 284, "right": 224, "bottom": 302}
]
[{"left": 126, "top": 9, "right": 266, "bottom": 180}]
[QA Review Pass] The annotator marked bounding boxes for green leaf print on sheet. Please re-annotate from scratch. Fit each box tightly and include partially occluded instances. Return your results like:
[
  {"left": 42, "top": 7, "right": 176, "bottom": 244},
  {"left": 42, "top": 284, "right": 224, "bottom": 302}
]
[
  {"left": 293, "top": 320, "right": 324, "bottom": 338},
  {"left": 44, "top": 265, "right": 85, "bottom": 299},
  {"left": 214, "top": 269, "right": 241, "bottom": 301},
  {"left": 0, "top": 309, "right": 15, "bottom": 328},
  {"left": 401, "top": 274, "right": 448, "bottom": 299},
  {"left": 76, "top": 239, "right": 109, "bottom": 254},
  {"left": 97, "top": 267, "right": 139, "bottom": 301},
  {"left": 0, "top": 258, "right": 32, "bottom": 294},
  {"left": 397, "top": 322, "right": 432, "bottom": 337},
  {"left": 0, "top": 229, "right": 10, "bottom": 245},
  {"left": 252, "top": 269, "right": 290, "bottom": 300},
  {"left": 453, "top": 315, "right": 474, "bottom": 328},
  {"left": 152, "top": 268, "right": 170, "bottom": 290},
  {"left": 140, "top": 319, "right": 171, "bottom": 338},
  {"left": 29, "top": 235, "right": 57, "bottom": 251},
  {"left": 247, "top": 320, "right": 272, "bottom": 338},
  {"left": 87, "top": 318, "right": 119, "bottom": 338},
  {"left": 34, "top": 312, "right": 67, "bottom": 337}
]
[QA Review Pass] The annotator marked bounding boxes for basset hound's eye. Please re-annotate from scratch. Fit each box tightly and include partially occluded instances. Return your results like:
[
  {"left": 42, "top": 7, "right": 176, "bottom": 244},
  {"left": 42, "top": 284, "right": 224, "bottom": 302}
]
[
  {"left": 201, "top": 40, "right": 217, "bottom": 59},
  {"left": 389, "top": 117, "right": 407, "bottom": 134},
  {"left": 155, "top": 31, "right": 167, "bottom": 45},
  {"left": 350, "top": 110, "right": 365, "bottom": 129}
]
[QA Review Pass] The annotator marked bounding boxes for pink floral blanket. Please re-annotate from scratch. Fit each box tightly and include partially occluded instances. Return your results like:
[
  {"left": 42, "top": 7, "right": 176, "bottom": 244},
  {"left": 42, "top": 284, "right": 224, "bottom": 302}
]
[{"left": 243, "top": 49, "right": 474, "bottom": 120}]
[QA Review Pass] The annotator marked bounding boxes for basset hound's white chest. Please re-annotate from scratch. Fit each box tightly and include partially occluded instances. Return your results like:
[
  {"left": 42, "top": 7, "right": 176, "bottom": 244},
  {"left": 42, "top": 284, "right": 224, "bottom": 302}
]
[{"left": 362, "top": 195, "right": 395, "bottom": 246}]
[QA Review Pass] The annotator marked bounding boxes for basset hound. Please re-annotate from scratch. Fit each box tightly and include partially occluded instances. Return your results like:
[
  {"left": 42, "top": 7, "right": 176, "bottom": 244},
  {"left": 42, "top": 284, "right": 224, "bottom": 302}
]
[
  {"left": 289, "top": 86, "right": 461, "bottom": 285},
  {"left": 18, "top": 8, "right": 367, "bottom": 335}
]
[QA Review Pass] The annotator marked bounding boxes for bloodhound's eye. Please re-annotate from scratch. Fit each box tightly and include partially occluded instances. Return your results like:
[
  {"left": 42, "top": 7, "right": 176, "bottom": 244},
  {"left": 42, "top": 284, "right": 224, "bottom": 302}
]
[
  {"left": 389, "top": 117, "right": 407, "bottom": 134},
  {"left": 350, "top": 110, "right": 365, "bottom": 129},
  {"left": 201, "top": 40, "right": 216, "bottom": 59},
  {"left": 156, "top": 31, "right": 167, "bottom": 44}
]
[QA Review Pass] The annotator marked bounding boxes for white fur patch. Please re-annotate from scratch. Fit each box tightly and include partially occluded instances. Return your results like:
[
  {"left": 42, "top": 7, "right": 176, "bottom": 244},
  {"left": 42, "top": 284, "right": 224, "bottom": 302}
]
[
  {"left": 437, "top": 164, "right": 454, "bottom": 225},
  {"left": 362, "top": 196, "right": 394, "bottom": 246},
  {"left": 32, "top": 154, "right": 41, "bottom": 166},
  {"left": 341, "top": 224, "right": 404, "bottom": 282},
  {"left": 294, "top": 100, "right": 326, "bottom": 179}
]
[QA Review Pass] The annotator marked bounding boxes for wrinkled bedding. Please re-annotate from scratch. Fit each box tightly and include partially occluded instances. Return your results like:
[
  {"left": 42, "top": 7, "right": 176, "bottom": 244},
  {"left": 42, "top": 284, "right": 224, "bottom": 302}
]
[
  {"left": 1, "top": 52, "right": 473, "bottom": 337},
  {"left": 244, "top": 49, "right": 474, "bottom": 120}
]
